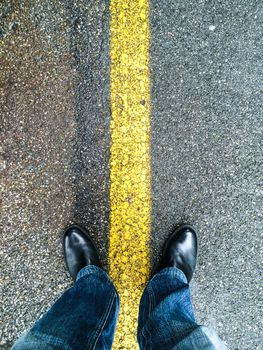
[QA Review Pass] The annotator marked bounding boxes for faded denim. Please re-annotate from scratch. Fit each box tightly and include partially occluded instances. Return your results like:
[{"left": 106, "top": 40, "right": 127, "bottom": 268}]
[{"left": 12, "top": 266, "right": 228, "bottom": 350}]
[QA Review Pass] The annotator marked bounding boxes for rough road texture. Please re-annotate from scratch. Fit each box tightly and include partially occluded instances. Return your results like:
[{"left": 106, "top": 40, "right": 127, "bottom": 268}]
[
  {"left": 150, "top": 1, "right": 262, "bottom": 349},
  {"left": 1, "top": 1, "right": 110, "bottom": 348},
  {"left": 1, "top": 0, "right": 262, "bottom": 349}
]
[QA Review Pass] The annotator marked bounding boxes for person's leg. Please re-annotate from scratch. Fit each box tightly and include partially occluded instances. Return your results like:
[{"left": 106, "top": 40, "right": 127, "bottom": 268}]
[
  {"left": 138, "top": 267, "right": 227, "bottom": 350},
  {"left": 12, "top": 226, "right": 119, "bottom": 350},
  {"left": 137, "top": 225, "right": 228, "bottom": 350}
]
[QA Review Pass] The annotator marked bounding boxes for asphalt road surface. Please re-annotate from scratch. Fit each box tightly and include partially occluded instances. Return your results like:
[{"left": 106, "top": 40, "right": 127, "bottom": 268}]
[{"left": 1, "top": 1, "right": 262, "bottom": 349}]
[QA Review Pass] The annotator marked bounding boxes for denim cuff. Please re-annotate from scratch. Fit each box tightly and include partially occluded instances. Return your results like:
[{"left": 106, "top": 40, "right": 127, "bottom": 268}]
[
  {"left": 150, "top": 267, "right": 188, "bottom": 284},
  {"left": 77, "top": 265, "right": 110, "bottom": 281},
  {"left": 76, "top": 265, "right": 119, "bottom": 297}
]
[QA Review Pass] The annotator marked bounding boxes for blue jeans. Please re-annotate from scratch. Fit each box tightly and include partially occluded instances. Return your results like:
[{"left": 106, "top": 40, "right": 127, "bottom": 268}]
[{"left": 12, "top": 266, "right": 228, "bottom": 350}]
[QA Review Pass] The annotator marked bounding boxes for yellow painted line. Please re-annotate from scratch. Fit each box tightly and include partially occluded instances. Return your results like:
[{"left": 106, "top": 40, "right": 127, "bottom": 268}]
[{"left": 109, "top": 0, "right": 151, "bottom": 349}]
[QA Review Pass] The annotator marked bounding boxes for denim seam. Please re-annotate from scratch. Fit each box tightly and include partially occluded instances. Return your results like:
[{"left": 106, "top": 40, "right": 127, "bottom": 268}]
[
  {"left": 148, "top": 284, "right": 154, "bottom": 314},
  {"left": 141, "top": 328, "right": 152, "bottom": 350},
  {"left": 141, "top": 284, "right": 155, "bottom": 350},
  {"left": 89, "top": 289, "right": 117, "bottom": 350}
]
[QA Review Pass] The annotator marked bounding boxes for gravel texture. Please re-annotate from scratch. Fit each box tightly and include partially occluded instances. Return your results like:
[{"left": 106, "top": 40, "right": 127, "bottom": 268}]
[{"left": 1, "top": 1, "right": 110, "bottom": 348}]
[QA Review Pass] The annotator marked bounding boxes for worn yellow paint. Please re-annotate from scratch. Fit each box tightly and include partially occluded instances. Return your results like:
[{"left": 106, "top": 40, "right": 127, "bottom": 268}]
[{"left": 109, "top": 0, "right": 151, "bottom": 349}]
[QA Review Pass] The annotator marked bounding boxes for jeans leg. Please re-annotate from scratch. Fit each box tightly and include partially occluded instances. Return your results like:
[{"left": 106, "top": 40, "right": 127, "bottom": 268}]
[
  {"left": 12, "top": 266, "right": 119, "bottom": 350},
  {"left": 137, "top": 267, "right": 228, "bottom": 350}
]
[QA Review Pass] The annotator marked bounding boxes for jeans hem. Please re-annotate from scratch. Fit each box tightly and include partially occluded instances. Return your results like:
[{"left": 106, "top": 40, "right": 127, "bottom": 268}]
[
  {"left": 76, "top": 265, "right": 119, "bottom": 297},
  {"left": 150, "top": 267, "right": 188, "bottom": 284}
]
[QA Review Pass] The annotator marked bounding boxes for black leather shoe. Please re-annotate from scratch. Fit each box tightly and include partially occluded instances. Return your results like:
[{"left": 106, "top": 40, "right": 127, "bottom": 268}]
[
  {"left": 157, "top": 224, "right": 198, "bottom": 282},
  {"left": 63, "top": 225, "right": 102, "bottom": 281}
]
